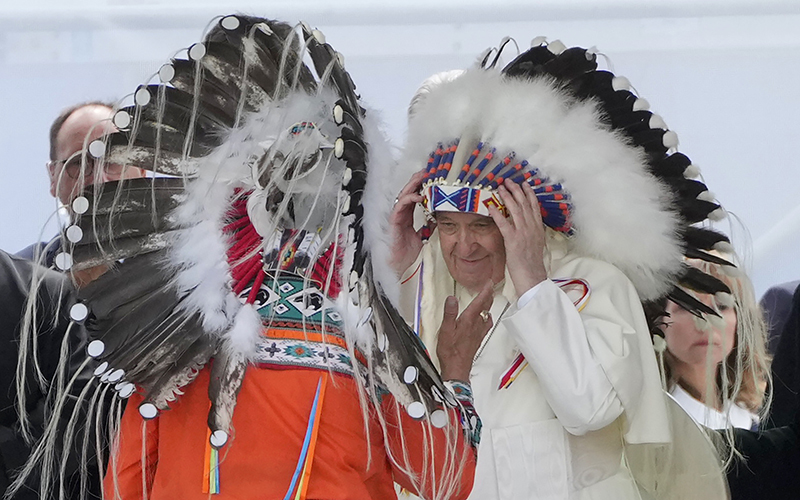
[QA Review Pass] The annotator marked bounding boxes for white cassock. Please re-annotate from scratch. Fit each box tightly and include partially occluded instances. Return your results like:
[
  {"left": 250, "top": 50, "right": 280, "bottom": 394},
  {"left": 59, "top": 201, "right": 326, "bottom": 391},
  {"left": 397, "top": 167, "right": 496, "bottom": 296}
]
[{"left": 399, "top": 232, "right": 681, "bottom": 500}]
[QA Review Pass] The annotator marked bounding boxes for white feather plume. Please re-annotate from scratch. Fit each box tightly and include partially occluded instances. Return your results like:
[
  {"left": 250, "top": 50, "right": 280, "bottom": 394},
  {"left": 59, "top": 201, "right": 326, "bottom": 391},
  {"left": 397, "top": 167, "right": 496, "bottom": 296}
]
[
  {"left": 222, "top": 304, "right": 263, "bottom": 361},
  {"left": 169, "top": 173, "right": 238, "bottom": 333},
  {"left": 360, "top": 106, "right": 403, "bottom": 305}
]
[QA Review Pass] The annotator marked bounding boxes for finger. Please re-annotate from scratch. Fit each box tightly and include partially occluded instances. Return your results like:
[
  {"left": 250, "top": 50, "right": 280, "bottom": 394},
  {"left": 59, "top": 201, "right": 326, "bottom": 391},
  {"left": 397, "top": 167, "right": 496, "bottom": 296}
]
[
  {"left": 395, "top": 192, "right": 423, "bottom": 212},
  {"left": 475, "top": 281, "right": 495, "bottom": 309},
  {"left": 461, "top": 284, "right": 495, "bottom": 340},
  {"left": 498, "top": 185, "right": 523, "bottom": 225},
  {"left": 507, "top": 181, "right": 536, "bottom": 226},
  {"left": 398, "top": 169, "right": 427, "bottom": 198},
  {"left": 487, "top": 204, "right": 511, "bottom": 236},
  {"left": 441, "top": 295, "right": 459, "bottom": 331},
  {"left": 469, "top": 315, "right": 493, "bottom": 344},
  {"left": 480, "top": 316, "right": 494, "bottom": 338},
  {"left": 524, "top": 183, "right": 544, "bottom": 227},
  {"left": 390, "top": 193, "right": 423, "bottom": 224},
  {"left": 462, "top": 282, "right": 495, "bottom": 318},
  {"left": 506, "top": 180, "right": 529, "bottom": 207}
]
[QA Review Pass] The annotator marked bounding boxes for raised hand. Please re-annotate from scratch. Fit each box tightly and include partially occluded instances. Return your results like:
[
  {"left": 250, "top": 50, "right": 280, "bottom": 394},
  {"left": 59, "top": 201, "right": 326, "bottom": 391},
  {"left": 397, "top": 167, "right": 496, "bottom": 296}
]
[
  {"left": 437, "top": 283, "right": 494, "bottom": 382},
  {"left": 488, "top": 182, "right": 548, "bottom": 298},
  {"left": 389, "top": 169, "right": 428, "bottom": 277}
]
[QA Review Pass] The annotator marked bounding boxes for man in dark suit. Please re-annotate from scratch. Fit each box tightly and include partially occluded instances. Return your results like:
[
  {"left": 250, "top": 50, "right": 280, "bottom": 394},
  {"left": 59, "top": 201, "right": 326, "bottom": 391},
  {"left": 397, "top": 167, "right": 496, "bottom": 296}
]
[{"left": 16, "top": 102, "right": 144, "bottom": 275}]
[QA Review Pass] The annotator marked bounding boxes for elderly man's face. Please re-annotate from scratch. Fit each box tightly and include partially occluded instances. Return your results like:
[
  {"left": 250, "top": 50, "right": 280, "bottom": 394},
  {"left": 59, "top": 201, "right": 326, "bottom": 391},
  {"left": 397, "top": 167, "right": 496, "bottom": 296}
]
[
  {"left": 436, "top": 211, "right": 506, "bottom": 293},
  {"left": 48, "top": 105, "right": 143, "bottom": 205}
]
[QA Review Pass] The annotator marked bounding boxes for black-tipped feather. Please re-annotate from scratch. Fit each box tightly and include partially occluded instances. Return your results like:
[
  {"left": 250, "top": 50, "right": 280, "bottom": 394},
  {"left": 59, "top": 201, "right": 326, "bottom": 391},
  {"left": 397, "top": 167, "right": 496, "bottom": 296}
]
[
  {"left": 667, "top": 288, "right": 719, "bottom": 318},
  {"left": 106, "top": 144, "right": 196, "bottom": 176},
  {"left": 500, "top": 41, "right": 736, "bottom": 338},
  {"left": 678, "top": 266, "right": 731, "bottom": 296},
  {"left": 303, "top": 26, "right": 361, "bottom": 115},
  {"left": 107, "top": 121, "right": 217, "bottom": 160},
  {"left": 682, "top": 226, "right": 730, "bottom": 251},
  {"left": 72, "top": 232, "right": 175, "bottom": 268},
  {"left": 683, "top": 248, "right": 735, "bottom": 267},
  {"left": 364, "top": 263, "right": 449, "bottom": 413},
  {"left": 679, "top": 199, "right": 721, "bottom": 224},
  {"left": 654, "top": 153, "right": 693, "bottom": 179}
]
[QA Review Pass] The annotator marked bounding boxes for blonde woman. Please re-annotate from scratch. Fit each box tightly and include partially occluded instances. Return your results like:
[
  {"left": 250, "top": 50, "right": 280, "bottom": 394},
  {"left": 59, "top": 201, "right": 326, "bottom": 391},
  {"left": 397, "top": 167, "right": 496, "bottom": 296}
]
[{"left": 662, "top": 255, "right": 771, "bottom": 430}]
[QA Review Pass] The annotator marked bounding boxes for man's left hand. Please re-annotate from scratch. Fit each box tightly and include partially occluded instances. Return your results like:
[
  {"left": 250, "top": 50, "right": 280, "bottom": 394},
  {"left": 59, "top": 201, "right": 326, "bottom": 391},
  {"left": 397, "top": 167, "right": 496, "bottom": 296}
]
[{"left": 488, "top": 182, "right": 548, "bottom": 297}]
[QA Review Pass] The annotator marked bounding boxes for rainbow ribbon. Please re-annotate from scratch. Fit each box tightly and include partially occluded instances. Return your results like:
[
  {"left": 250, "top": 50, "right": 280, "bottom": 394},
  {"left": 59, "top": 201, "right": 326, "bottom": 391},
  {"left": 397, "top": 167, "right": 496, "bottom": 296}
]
[
  {"left": 498, "top": 278, "right": 591, "bottom": 390},
  {"left": 284, "top": 374, "right": 328, "bottom": 500},
  {"left": 203, "top": 431, "right": 221, "bottom": 494}
]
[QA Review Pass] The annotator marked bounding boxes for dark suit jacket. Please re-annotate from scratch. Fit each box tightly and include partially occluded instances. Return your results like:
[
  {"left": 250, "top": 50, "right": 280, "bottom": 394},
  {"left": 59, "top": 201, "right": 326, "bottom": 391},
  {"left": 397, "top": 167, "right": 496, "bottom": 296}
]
[
  {"left": 727, "top": 416, "right": 800, "bottom": 500},
  {"left": 760, "top": 280, "right": 800, "bottom": 353},
  {"left": 0, "top": 250, "right": 101, "bottom": 499},
  {"left": 14, "top": 236, "right": 62, "bottom": 269},
  {"left": 767, "top": 285, "right": 800, "bottom": 430}
]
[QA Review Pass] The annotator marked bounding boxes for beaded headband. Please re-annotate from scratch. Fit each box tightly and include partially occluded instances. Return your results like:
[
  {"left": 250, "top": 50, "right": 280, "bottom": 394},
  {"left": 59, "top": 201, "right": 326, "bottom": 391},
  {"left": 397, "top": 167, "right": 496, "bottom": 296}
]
[{"left": 419, "top": 138, "right": 572, "bottom": 234}]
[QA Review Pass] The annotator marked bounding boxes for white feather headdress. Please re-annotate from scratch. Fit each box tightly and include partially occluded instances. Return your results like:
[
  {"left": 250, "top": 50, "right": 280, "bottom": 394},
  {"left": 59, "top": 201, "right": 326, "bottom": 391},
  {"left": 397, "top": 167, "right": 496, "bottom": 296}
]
[{"left": 393, "top": 41, "right": 734, "bottom": 309}]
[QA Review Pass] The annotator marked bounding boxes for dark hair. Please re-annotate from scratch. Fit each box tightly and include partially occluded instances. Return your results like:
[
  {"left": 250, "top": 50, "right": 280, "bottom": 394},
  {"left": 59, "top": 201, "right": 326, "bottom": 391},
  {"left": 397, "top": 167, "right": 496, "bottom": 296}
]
[{"left": 49, "top": 101, "right": 113, "bottom": 161}]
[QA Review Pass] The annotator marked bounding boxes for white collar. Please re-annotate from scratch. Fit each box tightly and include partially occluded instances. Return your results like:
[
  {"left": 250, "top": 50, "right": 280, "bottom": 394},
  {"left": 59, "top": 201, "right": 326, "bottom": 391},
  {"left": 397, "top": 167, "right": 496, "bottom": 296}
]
[{"left": 669, "top": 384, "right": 755, "bottom": 430}]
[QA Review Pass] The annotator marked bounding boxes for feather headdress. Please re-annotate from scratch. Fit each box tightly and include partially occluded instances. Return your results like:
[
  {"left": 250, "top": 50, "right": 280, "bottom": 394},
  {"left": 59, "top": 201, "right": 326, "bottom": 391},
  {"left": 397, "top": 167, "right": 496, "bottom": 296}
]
[
  {"left": 13, "top": 14, "right": 475, "bottom": 500},
  {"left": 398, "top": 39, "right": 734, "bottom": 316}
]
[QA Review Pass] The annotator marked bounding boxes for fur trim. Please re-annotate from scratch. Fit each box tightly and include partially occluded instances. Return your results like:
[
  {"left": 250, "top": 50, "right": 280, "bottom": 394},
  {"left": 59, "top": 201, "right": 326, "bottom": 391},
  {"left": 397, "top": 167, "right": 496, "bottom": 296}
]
[{"left": 396, "top": 70, "right": 684, "bottom": 301}]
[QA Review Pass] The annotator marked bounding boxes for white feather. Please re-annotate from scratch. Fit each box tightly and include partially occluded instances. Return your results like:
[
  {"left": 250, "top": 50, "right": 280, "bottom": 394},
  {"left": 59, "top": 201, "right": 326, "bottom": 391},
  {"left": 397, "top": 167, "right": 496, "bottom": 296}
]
[
  {"left": 697, "top": 191, "right": 716, "bottom": 202},
  {"left": 612, "top": 76, "right": 630, "bottom": 91},
  {"left": 662, "top": 130, "right": 679, "bottom": 149},
  {"left": 683, "top": 163, "right": 701, "bottom": 178},
  {"left": 222, "top": 304, "right": 263, "bottom": 361},
  {"left": 169, "top": 174, "right": 238, "bottom": 333},
  {"left": 360, "top": 107, "right": 404, "bottom": 305},
  {"left": 713, "top": 241, "right": 735, "bottom": 253},
  {"left": 547, "top": 40, "right": 567, "bottom": 54},
  {"left": 709, "top": 208, "right": 727, "bottom": 222}
]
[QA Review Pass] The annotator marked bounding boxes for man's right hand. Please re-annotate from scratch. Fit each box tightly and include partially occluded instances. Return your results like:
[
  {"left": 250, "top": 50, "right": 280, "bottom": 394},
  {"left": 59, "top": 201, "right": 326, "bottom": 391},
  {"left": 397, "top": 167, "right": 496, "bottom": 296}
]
[
  {"left": 389, "top": 170, "right": 428, "bottom": 277},
  {"left": 436, "top": 283, "right": 494, "bottom": 382}
]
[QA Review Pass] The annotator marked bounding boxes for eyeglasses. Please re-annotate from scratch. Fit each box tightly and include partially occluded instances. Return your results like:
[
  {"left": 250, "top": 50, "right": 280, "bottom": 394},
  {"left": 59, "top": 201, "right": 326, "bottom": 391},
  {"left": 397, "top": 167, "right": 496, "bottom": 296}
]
[{"left": 48, "top": 152, "right": 125, "bottom": 180}]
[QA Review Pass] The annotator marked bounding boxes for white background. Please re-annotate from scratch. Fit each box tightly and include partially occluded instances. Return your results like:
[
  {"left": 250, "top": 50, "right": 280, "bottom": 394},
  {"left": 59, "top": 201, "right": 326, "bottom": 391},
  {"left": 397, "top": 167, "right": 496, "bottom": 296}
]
[{"left": 1, "top": 0, "right": 799, "bottom": 296}]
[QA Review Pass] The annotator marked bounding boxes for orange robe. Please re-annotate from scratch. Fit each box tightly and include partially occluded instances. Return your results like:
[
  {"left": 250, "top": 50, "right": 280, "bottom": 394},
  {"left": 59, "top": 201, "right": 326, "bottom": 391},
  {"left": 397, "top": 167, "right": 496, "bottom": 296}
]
[{"left": 105, "top": 366, "right": 475, "bottom": 500}]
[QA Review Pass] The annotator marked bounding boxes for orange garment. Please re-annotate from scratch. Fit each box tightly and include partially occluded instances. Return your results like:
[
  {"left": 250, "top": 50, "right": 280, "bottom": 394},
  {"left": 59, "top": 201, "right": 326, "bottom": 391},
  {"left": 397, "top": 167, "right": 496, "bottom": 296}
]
[{"left": 105, "top": 366, "right": 474, "bottom": 500}]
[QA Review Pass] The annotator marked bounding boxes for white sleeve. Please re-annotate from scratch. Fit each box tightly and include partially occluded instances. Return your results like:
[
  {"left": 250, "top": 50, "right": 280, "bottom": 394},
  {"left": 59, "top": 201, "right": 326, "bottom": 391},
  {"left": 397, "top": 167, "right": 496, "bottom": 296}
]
[{"left": 503, "top": 277, "right": 638, "bottom": 436}]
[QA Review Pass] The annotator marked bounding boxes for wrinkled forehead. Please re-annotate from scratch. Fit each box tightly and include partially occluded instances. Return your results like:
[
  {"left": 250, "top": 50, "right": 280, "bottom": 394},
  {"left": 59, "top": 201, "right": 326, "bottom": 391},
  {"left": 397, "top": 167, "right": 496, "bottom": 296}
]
[{"left": 434, "top": 211, "right": 494, "bottom": 226}]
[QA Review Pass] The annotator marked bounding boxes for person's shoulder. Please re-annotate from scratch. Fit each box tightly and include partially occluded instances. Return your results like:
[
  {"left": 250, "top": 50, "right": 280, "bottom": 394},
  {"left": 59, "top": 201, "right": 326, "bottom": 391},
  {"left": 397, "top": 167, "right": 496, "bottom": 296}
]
[
  {"left": 550, "top": 252, "right": 635, "bottom": 290},
  {"left": 762, "top": 280, "right": 800, "bottom": 303},
  {"left": 13, "top": 236, "right": 62, "bottom": 267},
  {"left": 0, "top": 249, "right": 30, "bottom": 287},
  {"left": 0, "top": 248, "right": 69, "bottom": 299},
  {"left": 14, "top": 242, "right": 43, "bottom": 261}
]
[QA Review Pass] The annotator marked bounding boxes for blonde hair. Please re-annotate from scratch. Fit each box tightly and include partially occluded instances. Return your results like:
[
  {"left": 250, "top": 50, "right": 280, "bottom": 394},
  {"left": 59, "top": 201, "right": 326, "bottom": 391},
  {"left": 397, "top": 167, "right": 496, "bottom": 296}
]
[{"left": 664, "top": 254, "right": 771, "bottom": 416}]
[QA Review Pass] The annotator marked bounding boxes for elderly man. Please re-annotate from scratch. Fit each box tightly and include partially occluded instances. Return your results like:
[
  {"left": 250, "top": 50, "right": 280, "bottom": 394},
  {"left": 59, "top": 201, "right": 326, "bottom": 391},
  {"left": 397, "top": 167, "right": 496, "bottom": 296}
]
[
  {"left": 389, "top": 41, "right": 731, "bottom": 500},
  {"left": 17, "top": 102, "right": 144, "bottom": 275}
]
